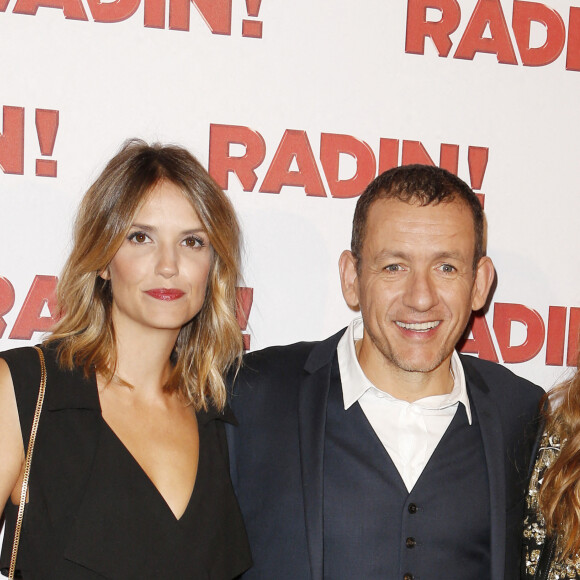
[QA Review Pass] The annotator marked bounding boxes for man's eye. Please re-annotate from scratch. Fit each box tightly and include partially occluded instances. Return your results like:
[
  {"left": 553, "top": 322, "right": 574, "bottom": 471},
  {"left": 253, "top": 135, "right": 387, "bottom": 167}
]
[
  {"left": 384, "top": 264, "right": 402, "bottom": 272},
  {"left": 440, "top": 264, "right": 456, "bottom": 273},
  {"left": 128, "top": 232, "right": 150, "bottom": 244}
]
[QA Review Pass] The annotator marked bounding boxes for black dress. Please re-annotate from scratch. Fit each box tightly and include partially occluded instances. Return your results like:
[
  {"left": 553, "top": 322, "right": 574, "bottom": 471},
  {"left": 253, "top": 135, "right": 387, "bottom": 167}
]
[{"left": 0, "top": 345, "right": 252, "bottom": 579}]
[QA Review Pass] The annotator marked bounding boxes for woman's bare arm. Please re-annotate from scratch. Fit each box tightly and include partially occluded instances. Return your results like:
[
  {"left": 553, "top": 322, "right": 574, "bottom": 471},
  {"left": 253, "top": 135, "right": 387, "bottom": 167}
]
[{"left": 0, "top": 358, "right": 25, "bottom": 514}]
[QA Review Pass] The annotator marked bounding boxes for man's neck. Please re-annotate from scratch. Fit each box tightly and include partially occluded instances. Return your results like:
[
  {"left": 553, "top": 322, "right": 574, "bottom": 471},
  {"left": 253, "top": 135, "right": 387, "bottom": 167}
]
[{"left": 355, "top": 340, "right": 454, "bottom": 403}]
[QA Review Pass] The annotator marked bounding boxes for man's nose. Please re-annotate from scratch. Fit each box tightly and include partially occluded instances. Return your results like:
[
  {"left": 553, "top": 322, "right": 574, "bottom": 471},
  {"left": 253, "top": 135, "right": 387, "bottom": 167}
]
[{"left": 401, "top": 269, "right": 439, "bottom": 312}]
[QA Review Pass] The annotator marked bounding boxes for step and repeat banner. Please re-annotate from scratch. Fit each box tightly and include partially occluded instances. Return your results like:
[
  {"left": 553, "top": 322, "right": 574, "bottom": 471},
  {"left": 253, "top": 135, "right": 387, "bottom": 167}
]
[{"left": 1, "top": 0, "right": 579, "bottom": 390}]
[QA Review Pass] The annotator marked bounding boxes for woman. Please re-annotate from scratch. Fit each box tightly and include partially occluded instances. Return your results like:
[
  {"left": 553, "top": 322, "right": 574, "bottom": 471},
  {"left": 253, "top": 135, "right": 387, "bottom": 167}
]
[
  {"left": 0, "top": 140, "right": 252, "bottom": 579},
  {"left": 523, "top": 355, "right": 580, "bottom": 579}
]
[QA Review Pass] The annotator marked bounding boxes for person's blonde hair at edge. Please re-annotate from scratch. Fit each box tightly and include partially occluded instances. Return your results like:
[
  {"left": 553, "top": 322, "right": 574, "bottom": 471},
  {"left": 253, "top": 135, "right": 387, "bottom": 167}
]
[
  {"left": 539, "top": 349, "right": 580, "bottom": 559},
  {"left": 46, "top": 139, "right": 243, "bottom": 412}
]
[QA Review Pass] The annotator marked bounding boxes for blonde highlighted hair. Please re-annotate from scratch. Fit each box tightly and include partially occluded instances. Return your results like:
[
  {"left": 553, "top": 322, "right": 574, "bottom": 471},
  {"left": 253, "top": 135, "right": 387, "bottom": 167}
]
[
  {"left": 46, "top": 139, "right": 243, "bottom": 411},
  {"left": 539, "top": 350, "right": 580, "bottom": 558}
]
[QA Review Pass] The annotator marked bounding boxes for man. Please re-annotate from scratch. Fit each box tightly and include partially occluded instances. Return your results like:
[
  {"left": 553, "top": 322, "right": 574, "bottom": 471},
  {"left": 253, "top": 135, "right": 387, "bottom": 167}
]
[{"left": 228, "top": 165, "right": 543, "bottom": 580}]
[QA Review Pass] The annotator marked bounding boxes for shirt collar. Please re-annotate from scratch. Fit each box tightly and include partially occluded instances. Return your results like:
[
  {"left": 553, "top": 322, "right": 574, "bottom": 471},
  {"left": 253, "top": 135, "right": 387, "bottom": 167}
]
[{"left": 337, "top": 317, "right": 472, "bottom": 424}]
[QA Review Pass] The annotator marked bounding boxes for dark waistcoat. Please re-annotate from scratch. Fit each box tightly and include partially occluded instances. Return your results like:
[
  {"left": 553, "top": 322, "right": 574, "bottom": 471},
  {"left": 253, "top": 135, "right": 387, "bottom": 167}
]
[{"left": 323, "top": 360, "right": 491, "bottom": 580}]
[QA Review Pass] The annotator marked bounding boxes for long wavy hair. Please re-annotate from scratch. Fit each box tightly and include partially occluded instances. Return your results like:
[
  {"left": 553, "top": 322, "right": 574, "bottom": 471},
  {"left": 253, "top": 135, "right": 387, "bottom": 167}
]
[
  {"left": 539, "top": 351, "right": 580, "bottom": 558},
  {"left": 46, "top": 139, "right": 243, "bottom": 411}
]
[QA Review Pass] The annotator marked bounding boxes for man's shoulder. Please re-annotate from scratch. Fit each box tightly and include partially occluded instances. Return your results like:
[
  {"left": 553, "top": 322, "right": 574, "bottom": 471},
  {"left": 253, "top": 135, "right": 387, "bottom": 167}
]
[
  {"left": 229, "top": 330, "right": 345, "bottom": 412},
  {"left": 242, "top": 340, "right": 317, "bottom": 372},
  {"left": 240, "top": 327, "right": 346, "bottom": 378},
  {"left": 459, "top": 353, "right": 545, "bottom": 402}
]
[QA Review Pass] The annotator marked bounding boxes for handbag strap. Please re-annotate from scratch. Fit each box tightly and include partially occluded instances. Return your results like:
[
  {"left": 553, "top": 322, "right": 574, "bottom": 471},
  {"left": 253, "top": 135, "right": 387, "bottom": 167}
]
[{"left": 8, "top": 346, "right": 47, "bottom": 579}]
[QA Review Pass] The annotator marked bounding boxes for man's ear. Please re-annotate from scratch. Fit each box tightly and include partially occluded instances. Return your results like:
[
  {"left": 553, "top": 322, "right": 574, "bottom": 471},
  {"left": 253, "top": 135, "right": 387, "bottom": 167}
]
[
  {"left": 339, "top": 250, "right": 360, "bottom": 311},
  {"left": 471, "top": 256, "right": 495, "bottom": 311}
]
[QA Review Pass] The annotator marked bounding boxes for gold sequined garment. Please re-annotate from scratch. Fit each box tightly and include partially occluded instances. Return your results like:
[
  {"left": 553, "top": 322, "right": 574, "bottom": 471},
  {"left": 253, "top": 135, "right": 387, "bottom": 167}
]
[{"left": 523, "top": 433, "right": 580, "bottom": 579}]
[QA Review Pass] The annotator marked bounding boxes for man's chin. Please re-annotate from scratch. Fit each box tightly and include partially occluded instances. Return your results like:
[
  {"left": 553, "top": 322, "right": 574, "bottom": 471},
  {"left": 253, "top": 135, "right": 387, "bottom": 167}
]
[{"left": 388, "top": 353, "right": 450, "bottom": 375}]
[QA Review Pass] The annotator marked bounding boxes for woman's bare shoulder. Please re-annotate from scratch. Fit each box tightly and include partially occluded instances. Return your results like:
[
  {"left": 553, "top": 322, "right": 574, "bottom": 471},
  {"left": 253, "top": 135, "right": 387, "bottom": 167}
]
[
  {"left": 0, "top": 357, "right": 25, "bottom": 514},
  {"left": 0, "top": 356, "right": 17, "bottom": 406}
]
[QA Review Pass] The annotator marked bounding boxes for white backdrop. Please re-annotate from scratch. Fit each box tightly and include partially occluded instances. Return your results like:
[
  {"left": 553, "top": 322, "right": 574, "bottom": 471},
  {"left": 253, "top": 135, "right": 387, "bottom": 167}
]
[{"left": 1, "top": 0, "right": 579, "bottom": 394}]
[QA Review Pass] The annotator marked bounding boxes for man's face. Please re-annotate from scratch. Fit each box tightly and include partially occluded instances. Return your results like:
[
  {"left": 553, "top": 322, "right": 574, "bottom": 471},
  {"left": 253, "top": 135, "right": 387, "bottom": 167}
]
[{"left": 340, "top": 197, "right": 493, "bottom": 383}]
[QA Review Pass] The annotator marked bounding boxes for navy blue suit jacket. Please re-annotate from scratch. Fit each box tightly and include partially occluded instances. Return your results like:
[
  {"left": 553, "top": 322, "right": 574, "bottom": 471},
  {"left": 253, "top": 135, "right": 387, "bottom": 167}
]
[{"left": 227, "top": 329, "right": 544, "bottom": 580}]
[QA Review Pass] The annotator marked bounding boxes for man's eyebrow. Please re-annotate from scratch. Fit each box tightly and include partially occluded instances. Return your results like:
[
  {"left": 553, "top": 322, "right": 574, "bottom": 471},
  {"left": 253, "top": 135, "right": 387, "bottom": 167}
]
[
  {"left": 432, "top": 251, "right": 468, "bottom": 261},
  {"left": 372, "top": 250, "right": 468, "bottom": 261},
  {"left": 373, "top": 250, "right": 410, "bottom": 261}
]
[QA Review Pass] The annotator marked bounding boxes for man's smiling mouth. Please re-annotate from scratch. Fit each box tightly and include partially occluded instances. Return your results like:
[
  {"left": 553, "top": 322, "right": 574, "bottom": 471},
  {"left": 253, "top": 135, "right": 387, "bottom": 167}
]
[{"left": 395, "top": 321, "right": 441, "bottom": 331}]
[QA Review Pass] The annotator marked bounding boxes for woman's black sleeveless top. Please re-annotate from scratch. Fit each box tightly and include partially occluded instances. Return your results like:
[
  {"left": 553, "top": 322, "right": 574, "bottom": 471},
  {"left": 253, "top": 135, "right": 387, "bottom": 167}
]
[{"left": 0, "top": 345, "right": 251, "bottom": 579}]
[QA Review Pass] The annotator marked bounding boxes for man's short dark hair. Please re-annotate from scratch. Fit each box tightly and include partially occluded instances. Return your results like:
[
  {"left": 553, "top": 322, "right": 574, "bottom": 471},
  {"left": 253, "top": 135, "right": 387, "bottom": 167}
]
[{"left": 351, "top": 164, "right": 485, "bottom": 271}]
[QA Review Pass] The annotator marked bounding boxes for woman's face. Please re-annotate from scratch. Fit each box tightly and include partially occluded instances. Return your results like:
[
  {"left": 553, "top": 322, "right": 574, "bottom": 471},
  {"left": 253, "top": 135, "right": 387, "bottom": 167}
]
[{"left": 101, "top": 180, "right": 212, "bottom": 339}]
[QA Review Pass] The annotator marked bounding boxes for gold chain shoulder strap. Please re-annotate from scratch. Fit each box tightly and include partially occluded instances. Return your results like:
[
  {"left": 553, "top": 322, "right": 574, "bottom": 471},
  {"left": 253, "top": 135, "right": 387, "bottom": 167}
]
[{"left": 8, "top": 346, "right": 47, "bottom": 579}]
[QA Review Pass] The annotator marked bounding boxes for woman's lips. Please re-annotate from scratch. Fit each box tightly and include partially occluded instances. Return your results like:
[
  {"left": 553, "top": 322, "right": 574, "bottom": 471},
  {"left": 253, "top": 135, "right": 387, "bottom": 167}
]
[{"left": 145, "top": 288, "right": 185, "bottom": 301}]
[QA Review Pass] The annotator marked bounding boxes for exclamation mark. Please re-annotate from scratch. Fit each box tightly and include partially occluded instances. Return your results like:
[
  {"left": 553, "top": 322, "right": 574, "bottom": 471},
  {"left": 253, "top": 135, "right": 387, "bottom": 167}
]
[
  {"left": 242, "top": 0, "right": 262, "bottom": 38},
  {"left": 236, "top": 286, "right": 254, "bottom": 350},
  {"left": 468, "top": 146, "right": 488, "bottom": 208},
  {"left": 36, "top": 109, "right": 59, "bottom": 178}
]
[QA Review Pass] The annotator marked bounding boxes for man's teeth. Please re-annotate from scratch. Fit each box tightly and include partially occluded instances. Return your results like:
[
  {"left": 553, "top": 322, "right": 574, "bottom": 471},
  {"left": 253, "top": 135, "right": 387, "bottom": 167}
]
[{"left": 396, "top": 321, "right": 440, "bottom": 331}]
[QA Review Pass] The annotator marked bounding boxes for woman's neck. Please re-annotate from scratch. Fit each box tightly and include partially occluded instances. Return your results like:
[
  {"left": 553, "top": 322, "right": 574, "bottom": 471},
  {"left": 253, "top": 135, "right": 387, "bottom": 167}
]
[{"left": 108, "top": 326, "right": 180, "bottom": 398}]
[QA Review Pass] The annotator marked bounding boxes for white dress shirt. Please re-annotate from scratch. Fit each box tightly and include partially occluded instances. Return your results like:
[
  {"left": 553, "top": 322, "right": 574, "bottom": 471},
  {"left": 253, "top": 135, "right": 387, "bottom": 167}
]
[{"left": 337, "top": 317, "right": 472, "bottom": 492}]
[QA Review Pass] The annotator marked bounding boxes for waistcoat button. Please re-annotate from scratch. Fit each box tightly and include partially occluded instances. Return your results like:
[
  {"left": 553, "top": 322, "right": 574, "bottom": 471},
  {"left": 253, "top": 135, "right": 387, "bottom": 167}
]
[
  {"left": 403, "top": 574, "right": 414, "bottom": 580},
  {"left": 406, "top": 537, "right": 416, "bottom": 548},
  {"left": 408, "top": 503, "right": 418, "bottom": 514}
]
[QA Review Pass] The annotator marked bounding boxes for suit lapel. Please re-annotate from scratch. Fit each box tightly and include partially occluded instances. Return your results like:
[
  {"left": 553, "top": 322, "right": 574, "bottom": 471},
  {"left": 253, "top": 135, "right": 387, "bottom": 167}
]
[
  {"left": 464, "top": 359, "right": 506, "bottom": 580},
  {"left": 298, "top": 329, "right": 345, "bottom": 580}
]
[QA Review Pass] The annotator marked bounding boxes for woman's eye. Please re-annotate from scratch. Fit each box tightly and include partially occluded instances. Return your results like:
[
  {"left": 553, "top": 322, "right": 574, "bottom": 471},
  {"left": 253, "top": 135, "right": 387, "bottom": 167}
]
[
  {"left": 183, "top": 236, "right": 204, "bottom": 248},
  {"left": 128, "top": 232, "right": 150, "bottom": 244}
]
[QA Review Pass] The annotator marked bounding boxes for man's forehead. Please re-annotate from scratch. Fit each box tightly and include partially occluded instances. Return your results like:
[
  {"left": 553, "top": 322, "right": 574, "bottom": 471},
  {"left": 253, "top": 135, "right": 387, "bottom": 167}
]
[{"left": 361, "top": 197, "right": 477, "bottom": 255}]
